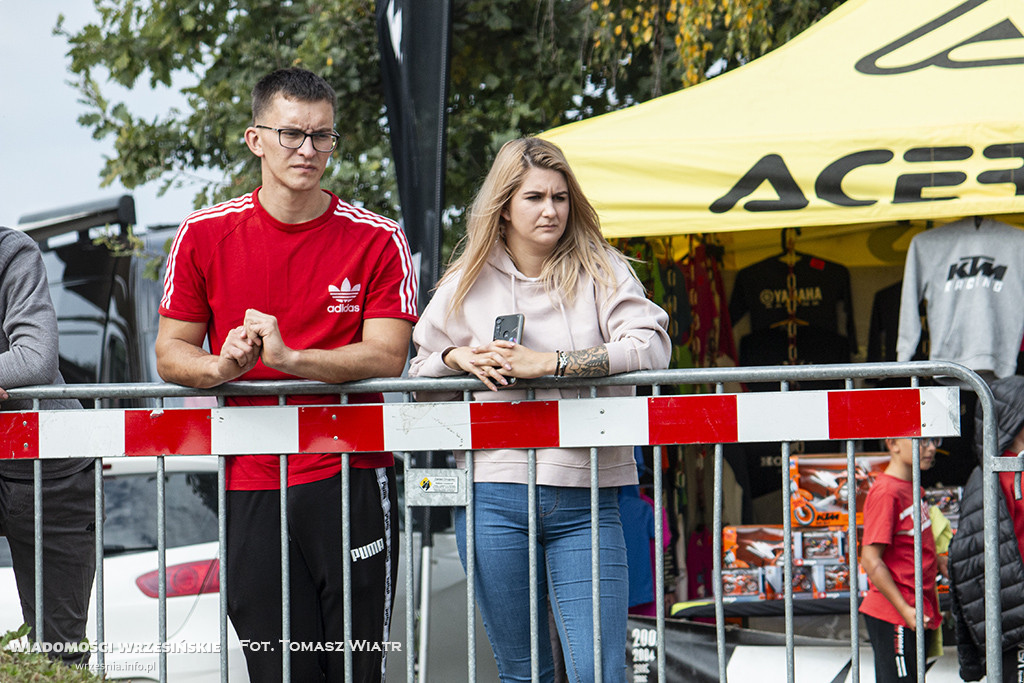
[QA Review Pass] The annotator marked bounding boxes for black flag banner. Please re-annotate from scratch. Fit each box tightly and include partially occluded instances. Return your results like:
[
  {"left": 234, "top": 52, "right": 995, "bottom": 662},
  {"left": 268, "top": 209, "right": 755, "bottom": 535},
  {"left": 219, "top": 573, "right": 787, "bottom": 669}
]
[{"left": 376, "top": 0, "right": 452, "bottom": 311}]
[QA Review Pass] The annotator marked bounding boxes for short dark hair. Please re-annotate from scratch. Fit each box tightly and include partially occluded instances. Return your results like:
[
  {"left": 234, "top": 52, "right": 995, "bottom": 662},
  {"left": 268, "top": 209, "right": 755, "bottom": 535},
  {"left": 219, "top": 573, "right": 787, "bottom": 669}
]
[{"left": 251, "top": 68, "right": 336, "bottom": 123}]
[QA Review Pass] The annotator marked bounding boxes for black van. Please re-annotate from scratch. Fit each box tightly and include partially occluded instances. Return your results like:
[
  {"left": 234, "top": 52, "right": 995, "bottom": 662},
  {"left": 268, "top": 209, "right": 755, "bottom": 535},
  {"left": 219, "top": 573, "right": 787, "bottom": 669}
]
[{"left": 17, "top": 195, "right": 175, "bottom": 397}]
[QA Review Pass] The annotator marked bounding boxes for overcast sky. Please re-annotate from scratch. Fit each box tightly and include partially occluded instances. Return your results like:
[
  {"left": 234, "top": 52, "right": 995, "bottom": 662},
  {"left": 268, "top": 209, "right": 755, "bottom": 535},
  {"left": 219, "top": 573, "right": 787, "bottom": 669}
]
[{"left": 0, "top": 2, "right": 197, "bottom": 229}]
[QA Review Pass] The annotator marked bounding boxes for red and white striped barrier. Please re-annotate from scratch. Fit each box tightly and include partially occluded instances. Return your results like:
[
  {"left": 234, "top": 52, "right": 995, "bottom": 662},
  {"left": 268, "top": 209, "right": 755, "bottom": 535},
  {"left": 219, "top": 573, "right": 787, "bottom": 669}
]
[{"left": 0, "top": 387, "right": 958, "bottom": 459}]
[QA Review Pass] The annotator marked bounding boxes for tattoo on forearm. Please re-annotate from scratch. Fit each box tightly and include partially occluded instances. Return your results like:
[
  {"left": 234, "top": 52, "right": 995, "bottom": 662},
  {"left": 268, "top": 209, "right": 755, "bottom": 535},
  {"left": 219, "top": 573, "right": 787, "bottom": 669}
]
[{"left": 566, "top": 346, "right": 609, "bottom": 377}]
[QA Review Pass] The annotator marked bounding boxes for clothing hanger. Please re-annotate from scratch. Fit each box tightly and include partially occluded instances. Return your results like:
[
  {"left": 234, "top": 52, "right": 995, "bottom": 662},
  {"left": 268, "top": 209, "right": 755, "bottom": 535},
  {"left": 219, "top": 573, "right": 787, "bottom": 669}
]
[{"left": 778, "top": 227, "right": 801, "bottom": 265}]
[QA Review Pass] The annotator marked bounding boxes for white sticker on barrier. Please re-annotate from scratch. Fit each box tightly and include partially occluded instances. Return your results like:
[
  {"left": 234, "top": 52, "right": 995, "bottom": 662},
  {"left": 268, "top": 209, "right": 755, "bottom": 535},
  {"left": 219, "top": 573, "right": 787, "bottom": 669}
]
[
  {"left": 559, "top": 397, "right": 649, "bottom": 448},
  {"left": 920, "top": 386, "right": 961, "bottom": 437},
  {"left": 40, "top": 410, "right": 124, "bottom": 458},
  {"left": 210, "top": 406, "right": 299, "bottom": 455},
  {"left": 736, "top": 392, "right": 830, "bottom": 442},
  {"left": 384, "top": 402, "right": 472, "bottom": 452}
]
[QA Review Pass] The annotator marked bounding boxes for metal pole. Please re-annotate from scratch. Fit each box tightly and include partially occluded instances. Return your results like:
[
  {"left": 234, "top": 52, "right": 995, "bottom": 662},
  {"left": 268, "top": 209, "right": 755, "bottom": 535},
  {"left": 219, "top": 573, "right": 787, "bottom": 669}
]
[
  {"left": 527, "top": 387, "right": 539, "bottom": 683},
  {"left": 780, "top": 381, "right": 795, "bottom": 683},
  {"left": 280, "top": 397, "right": 291, "bottom": 682},
  {"left": 465, "top": 390, "right": 477, "bottom": 683},
  {"left": 157, "top": 449, "right": 167, "bottom": 683},
  {"left": 417, "top": 529, "right": 432, "bottom": 680},
  {"left": 910, "top": 377, "right": 925, "bottom": 683},
  {"left": 652, "top": 384, "right": 666, "bottom": 681},
  {"left": 342, "top": 458, "right": 353, "bottom": 679},
  {"left": 217, "top": 395, "right": 229, "bottom": 683},
  {"left": 844, "top": 379, "right": 859, "bottom": 683},
  {"left": 978, "top": 380, "right": 1003, "bottom": 681},
  {"left": 32, "top": 398, "right": 43, "bottom": 645},
  {"left": 94, "top": 451, "right": 105, "bottom": 674},
  {"left": 404, "top": 464, "right": 415, "bottom": 683},
  {"left": 713, "top": 382, "right": 727, "bottom": 683},
  {"left": 590, "top": 385, "right": 602, "bottom": 683}
]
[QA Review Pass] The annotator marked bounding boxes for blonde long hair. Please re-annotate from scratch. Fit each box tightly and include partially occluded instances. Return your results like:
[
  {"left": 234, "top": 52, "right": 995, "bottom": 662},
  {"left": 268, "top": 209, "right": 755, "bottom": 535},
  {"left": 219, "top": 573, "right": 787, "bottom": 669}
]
[{"left": 442, "top": 137, "right": 625, "bottom": 316}]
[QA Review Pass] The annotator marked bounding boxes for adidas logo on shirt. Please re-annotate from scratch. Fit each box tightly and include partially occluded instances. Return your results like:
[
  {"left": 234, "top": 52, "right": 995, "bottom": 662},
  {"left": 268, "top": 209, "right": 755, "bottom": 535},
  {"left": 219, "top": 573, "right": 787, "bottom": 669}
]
[{"left": 328, "top": 279, "right": 361, "bottom": 313}]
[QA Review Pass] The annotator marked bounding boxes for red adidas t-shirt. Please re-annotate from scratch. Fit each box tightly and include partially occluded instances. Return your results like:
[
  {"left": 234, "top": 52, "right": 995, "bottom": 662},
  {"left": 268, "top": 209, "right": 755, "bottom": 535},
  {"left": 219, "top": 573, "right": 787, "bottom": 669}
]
[
  {"left": 859, "top": 473, "right": 940, "bottom": 628},
  {"left": 159, "top": 189, "right": 418, "bottom": 490}
]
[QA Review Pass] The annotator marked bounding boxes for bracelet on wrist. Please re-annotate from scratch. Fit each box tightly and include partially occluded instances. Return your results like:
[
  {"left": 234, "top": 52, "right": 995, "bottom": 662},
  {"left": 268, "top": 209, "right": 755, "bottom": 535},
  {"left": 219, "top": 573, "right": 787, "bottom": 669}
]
[{"left": 555, "top": 350, "right": 568, "bottom": 377}]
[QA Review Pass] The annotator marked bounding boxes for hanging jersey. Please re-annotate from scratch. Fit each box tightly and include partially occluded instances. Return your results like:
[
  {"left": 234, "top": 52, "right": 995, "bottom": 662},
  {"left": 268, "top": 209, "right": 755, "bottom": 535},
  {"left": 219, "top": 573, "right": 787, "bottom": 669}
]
[
  {"left": 897, "top": 217, "right": 1024, "bottom": 377},
  {"left": 729, "top": 252, "right": 856, "bottom": 349}
]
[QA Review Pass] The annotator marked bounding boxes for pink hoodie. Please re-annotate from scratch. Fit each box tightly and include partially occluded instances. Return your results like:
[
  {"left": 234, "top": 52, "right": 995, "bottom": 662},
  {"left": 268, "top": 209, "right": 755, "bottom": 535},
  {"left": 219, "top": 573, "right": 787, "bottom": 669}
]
[{"left": 409, "top": 244, "right": 671, "bottom": 487}]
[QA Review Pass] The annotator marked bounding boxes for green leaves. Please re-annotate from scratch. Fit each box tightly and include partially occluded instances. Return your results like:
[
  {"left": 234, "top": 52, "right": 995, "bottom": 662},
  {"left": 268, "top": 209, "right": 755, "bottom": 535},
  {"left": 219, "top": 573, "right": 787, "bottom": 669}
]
[{"left": 61, "top": 0, "right": 841, "bottom": 246}]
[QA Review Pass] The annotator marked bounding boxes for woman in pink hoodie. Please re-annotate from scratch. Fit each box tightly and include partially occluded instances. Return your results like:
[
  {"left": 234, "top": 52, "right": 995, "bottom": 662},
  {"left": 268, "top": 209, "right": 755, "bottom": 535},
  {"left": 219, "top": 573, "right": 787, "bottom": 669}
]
[{"left": 410, "top": 137, "right": 670, "bottom": 682}]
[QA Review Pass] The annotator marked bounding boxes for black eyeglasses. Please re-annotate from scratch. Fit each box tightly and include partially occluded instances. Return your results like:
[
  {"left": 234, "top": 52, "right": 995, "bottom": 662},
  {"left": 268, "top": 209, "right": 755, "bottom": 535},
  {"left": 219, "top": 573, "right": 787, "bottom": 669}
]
[{"left": 254, "top": 125, "right": 339, "bottom": 153}]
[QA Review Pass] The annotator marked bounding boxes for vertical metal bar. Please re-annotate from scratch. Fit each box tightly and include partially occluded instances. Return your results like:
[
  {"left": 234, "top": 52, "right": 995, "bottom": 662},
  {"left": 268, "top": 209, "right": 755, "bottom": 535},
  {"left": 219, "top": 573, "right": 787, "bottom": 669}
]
[
  {"left": 341, "top": 450, "right": 353, "bottom": 680},
  {"left": 342, "top": 391, "right": 353, "bottom": 682},
  {"left": 780, "top": 381, "right": 795, "bottom": 683},
  {"left": 217, "top": 395, "right": 228, "bottom": 683},
  {"left": 527, "top": 387, "right": 539, "bottom": 683},
  {"left": 94, "top": 453, "right": 105, "bottom": 673},
  {"left": 844, "top": 378, "right": 860, "bottom": 683},
  {"left": 404, "top": 452, "right": 415, "bottom": 683},
  {"left": 911, "top": 435, "right": 925, "bottom": 683},
  {"left": 910, "top": 376, "right": 925, "bottom": 683},
  {"left": 979, "top": 380, "right": 1003, "bottom": 681},
  {"left": 418, "top": 503, "right": 432, "bottom": 678},
  {"left": 652, "top": 384, "right": 666, "bottom": 682},
  {"left": 280, "top": 395, "right": 290, "bottom": 683},
  {"left": 713, "top": 382, "right": 728, "bottom": 683},
  {"left": 157, "top": 448, "right": 168, "bottom": 682},
  {"left": 32, "top": 399, "right": 43, "bottom": 645},
  {"left": 590, "top": 385, "right": 602, "bottom": 683},
  {"left": 465, "top": 390, "right": 477, "bottom": 683}
]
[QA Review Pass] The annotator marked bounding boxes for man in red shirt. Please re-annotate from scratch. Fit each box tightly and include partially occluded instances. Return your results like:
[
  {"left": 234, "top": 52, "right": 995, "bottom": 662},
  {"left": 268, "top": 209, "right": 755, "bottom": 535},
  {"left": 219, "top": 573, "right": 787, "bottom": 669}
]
[{"left": 156, "top": 67, "right": 417, "bottom": 682}]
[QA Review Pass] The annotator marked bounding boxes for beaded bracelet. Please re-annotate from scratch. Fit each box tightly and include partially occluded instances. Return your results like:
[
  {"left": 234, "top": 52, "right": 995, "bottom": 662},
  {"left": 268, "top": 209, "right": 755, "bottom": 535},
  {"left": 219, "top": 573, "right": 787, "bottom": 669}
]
[{"left": 555, "top": 350, "right": 568, "bottom": 377}]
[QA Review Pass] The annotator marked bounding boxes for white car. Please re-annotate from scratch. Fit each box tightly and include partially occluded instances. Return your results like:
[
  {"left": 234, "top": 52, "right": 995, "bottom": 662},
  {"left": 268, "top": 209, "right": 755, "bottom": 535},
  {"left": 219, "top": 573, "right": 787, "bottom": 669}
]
[{"left": 0, "top": 456, "right": 249, "bottom": 682}]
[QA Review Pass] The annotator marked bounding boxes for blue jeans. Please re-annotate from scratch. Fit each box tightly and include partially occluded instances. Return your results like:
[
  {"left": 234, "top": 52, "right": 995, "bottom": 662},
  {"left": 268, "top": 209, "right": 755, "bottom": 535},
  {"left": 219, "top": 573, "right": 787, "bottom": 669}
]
[{"left": 455, "top": 483, "right": 628, "bottom": 683}]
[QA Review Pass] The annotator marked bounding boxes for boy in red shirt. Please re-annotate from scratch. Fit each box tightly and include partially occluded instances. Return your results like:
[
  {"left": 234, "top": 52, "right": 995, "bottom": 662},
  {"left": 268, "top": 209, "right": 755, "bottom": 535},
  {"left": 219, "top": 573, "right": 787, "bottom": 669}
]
[{"left": 860, "top": 437, "right": 941, "bottom": 682}]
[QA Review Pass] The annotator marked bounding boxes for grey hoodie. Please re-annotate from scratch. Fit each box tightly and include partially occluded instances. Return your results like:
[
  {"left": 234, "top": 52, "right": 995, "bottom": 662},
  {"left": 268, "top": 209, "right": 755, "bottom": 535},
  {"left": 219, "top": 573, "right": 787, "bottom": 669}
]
[
  {"left": 410, "top": 243, "right": 671, "bottom": 487},
  {"left": 897, "top": 218, "right": 1024, "bottom": 377},
  {"left": 0, "top": 227, "right": 84, "bottom": 479}
]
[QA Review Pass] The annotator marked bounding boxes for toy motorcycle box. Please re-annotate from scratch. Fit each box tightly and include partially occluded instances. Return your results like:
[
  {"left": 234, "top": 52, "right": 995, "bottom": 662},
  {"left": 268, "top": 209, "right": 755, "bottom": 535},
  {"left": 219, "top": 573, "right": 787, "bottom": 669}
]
[{"left": 788, "top": 454, "right": 889, "bottom": 528}]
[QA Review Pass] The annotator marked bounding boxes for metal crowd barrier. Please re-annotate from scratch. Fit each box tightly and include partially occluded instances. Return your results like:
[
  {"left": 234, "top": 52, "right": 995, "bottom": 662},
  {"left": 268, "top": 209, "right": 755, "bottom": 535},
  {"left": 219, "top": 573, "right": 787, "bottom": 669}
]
[{"left": 0, "top": 360, "right": 1008, "bottom": 682}]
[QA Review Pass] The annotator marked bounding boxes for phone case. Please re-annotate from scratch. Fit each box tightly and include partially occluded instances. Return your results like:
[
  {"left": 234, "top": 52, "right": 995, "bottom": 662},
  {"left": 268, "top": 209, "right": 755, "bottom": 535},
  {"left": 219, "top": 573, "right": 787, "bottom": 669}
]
[{"left": 493, "top": 314, "right": 525, "bottom": 344}]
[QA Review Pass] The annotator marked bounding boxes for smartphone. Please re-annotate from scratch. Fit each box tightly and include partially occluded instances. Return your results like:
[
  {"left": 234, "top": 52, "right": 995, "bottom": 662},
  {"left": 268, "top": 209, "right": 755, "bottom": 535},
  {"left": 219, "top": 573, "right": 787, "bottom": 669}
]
[
  {"left": 493, "top": 313, "right": 525, "bottom": 344},
  {"left": 493, "top": 314, "right": 525, "bottom": 387}
]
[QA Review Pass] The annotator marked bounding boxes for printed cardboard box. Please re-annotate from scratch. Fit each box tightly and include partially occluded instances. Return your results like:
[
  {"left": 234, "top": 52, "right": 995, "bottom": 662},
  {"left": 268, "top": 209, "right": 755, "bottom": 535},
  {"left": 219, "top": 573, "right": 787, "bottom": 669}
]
[
  {"left": 796, "top": 529, "right": 845, "bottom": 563},
  {"left": 721, "top": 568, "right": 765, "bottom": 601},
  {"left": 815, "top": 562, "right": 870, "bottom": 597},
  {"left": 723, "top": 525, "right": 795, "bottom": 568},
  {"left": 764, "top": 565, "right": 818, "bottom": 600},
  {"left": 789, "top": 453, "right": 889, "bottom": 528}
]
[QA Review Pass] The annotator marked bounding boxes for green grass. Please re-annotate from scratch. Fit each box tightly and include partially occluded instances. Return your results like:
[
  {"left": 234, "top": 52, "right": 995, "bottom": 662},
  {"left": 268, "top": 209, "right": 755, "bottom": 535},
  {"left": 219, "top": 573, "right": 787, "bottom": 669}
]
[{"left": 0, "top": 625, "right": 104, "bottom": 682}]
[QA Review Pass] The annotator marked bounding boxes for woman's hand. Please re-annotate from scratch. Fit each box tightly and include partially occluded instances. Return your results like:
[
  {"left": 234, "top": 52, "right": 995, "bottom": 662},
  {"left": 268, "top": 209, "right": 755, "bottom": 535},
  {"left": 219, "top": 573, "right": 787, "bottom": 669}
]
[
  {"left": 485, "top": 341, "right": 556, "bottom": 380},
  {"left": 443, "top": 341, "right": 556, "bottom": 391}
]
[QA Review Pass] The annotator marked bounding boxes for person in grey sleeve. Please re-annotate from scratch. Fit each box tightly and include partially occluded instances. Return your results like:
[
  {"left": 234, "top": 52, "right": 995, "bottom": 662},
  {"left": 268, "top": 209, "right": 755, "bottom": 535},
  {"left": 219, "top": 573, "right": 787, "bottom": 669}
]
[{"left": 0, "top": 226, "right": 94, "bottom": 665}]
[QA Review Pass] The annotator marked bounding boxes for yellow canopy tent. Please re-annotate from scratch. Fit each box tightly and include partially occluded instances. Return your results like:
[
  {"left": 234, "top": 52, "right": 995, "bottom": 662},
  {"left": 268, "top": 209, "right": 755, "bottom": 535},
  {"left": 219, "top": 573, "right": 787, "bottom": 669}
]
[{"left": 540, "top": 0, "right": 1024, "bottom": 269}]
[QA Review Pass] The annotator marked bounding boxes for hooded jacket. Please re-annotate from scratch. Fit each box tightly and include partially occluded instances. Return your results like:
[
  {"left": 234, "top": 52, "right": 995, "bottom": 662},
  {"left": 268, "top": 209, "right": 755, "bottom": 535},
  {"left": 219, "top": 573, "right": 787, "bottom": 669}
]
[
  {"left": 409, "top": 244, "right": 671, "bottom": 487},
  {"left": 0, "top": 228, "right": 83, "bottom": 480},
  {"left": 948, "top": 375, "right": 1024, "bottom": 680}
]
